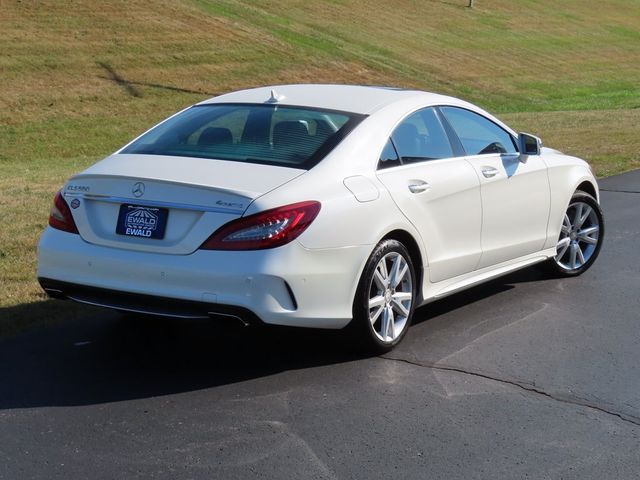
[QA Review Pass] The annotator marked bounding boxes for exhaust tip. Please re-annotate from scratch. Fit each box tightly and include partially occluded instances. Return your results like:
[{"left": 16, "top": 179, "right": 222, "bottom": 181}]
[
  {"left": 43, "top": 287, "right": 66, "bottom": 300},
  {"left": 208, "top": 311, "right": 251, "bottom": 327}
]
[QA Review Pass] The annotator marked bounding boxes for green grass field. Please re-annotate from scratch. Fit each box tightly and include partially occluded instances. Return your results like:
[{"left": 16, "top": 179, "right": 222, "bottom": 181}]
[{"left": 1, "top": 0, "right": 639, "bottom": 334}]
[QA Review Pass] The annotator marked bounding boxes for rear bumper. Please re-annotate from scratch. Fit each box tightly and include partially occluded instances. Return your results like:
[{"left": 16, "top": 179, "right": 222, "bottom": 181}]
[
  {"left": 38, "top": 278, "right": 263, "bottom": 325},
  {"left": 37, "top": 227, "right": 372, "bottom": 329}
]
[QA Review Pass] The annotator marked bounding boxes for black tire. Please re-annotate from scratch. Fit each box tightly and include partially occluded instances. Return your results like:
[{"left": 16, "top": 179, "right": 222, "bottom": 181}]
[
  {"left": 540, "top": 190, "right": 604, "bottom": 277},
  {"left": 350, "top": 239, "right": 417, "bottom": 354}
]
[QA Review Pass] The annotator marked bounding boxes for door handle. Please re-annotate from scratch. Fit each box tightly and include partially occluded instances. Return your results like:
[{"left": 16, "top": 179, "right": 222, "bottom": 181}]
[
  {"left": 408, "top": 180, "right": 431, "bottom": 193},
  {"left": 481, "top": 166, "right": 499, "bottom": 178}
]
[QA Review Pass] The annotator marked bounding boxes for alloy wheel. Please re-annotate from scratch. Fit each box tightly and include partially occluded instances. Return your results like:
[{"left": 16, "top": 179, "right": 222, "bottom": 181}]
[
  {"left": 368, "top": 252, "right": 413, "bottom": 343},
  {"left": 555, "top": 200, "right": 600, "bottom": 271}
]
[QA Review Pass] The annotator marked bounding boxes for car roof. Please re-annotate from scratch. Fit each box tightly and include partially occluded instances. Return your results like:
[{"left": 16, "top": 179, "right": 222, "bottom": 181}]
[{"left": 198, "top": 84, "right": 461, "bottom": 115}]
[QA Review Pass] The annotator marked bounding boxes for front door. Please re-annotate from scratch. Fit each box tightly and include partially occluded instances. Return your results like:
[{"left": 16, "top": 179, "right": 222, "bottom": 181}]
[{"left": 440, "top": 106, "right": 550, "bottom": 268}]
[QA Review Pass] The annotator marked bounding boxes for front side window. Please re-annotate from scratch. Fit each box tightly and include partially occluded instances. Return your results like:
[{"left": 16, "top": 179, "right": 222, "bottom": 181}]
[
  {"left": 390, "top": 107, "right": 453, "bottom": 164},
  {"left": 440, "top": 106, "right": 517, "bottom": 156},
  {"left": 121, "top": 104, "right": 365, "bottom": 169}
]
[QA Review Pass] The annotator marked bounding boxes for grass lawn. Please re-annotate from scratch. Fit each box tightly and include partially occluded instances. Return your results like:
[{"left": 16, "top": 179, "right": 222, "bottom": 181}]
[{"left": 1, "top": 0, "right": 639, "bottom": 335}]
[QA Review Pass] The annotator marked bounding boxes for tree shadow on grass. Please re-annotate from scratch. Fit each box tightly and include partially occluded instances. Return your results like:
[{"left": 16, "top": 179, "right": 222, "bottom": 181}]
[
  {"left": 0, "top": 267, "right": 545, "bottom": 409},
  {"left": 96, "top": 61, "right": 219, "bottom": 98}
]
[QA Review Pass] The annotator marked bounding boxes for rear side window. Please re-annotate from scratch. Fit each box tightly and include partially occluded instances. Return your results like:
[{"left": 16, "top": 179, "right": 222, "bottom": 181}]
[
  {"left": 121, "top": 104, "right": 365, "bottom": 169},
  {"left": 390, "top": 107, "right": 453, "bottom": 164},
  {"left": 378, "top": 138, "right": 401, "bottom": 169},
  {"left": 440, "top": 107, "right": 517, "bottom": 155}
]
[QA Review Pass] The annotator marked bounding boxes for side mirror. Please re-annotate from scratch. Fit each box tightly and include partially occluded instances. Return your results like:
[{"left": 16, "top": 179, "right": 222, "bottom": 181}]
[{"left": 518, "top": 132, "right": 542, "bottom": 156}]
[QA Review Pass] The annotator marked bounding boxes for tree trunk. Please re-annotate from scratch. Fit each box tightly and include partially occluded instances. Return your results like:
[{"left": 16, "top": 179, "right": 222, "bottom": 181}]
[{"left": 468, "top": 0, "right": 474, "bottom": 7}]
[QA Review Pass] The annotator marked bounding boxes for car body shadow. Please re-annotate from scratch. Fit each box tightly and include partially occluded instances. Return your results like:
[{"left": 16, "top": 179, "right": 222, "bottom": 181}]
[
  {"left": 0, "top": 267, "right": 547, "bottom": 409},
  {"left": 412, "top": 265, "right": 546, "bottom": 327}
]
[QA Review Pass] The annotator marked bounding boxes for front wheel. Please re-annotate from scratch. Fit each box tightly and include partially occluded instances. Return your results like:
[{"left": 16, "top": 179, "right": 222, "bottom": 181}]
[
  {"left": 351, "top": 239, "right": 417, "bottom": 354},
  {"left": 544, "top": 190, "right": 604, "bottom": 276}
]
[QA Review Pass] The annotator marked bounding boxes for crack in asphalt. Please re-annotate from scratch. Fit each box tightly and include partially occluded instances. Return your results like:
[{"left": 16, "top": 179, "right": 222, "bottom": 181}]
[
  {"left": 381, "top": 355, "right": 640, "bottom": 427},
  {"left": 600, "top": 188, "right": 640, "bottom": 194}
]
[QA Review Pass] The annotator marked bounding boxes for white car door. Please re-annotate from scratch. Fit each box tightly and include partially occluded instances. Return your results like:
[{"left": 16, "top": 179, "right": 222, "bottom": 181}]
[
  {"left": 376, "top": 107, "right": 482, "bottom": 283},
  {"left": 439, "top": 106, "right": 551, "bottom": 268}
]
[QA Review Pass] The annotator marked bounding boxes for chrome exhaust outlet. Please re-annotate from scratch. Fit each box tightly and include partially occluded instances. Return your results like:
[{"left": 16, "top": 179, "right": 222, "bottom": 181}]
[
  {"left": 44, "top": 287, "right": 65, "bottom": 299},
  {"left": 207, "top": 311, "right": 250, "bottom": 327}
]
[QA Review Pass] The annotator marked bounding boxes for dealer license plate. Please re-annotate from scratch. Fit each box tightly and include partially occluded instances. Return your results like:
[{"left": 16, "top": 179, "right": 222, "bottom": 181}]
[{"left": 116, "top": 204, "right": 168, "bottom": 240}]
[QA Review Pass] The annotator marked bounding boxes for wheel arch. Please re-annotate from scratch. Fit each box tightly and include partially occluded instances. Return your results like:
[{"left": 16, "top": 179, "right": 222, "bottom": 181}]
[
  {"left": 543, "top": 161, "right": 600, "bottom": 250},
  {"left": 380, "top": 229, "right": 425, "bottom": 302},
  {"left": 576, "top": 180, "right": 598, "bottom": 201}
]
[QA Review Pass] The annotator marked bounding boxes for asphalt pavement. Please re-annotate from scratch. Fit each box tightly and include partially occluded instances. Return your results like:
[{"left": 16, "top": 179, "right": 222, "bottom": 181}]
[{"left": 1, "top": 171, "right": 639, "bottom": 479}]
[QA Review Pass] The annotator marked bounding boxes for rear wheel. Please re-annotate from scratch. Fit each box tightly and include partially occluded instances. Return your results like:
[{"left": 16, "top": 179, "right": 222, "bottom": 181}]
[
  {"left": 544, "top": 191, "right": 604, "bottom": 276},
  {"left": 351, "top": 239, "right": 416, "bottom": 354}
]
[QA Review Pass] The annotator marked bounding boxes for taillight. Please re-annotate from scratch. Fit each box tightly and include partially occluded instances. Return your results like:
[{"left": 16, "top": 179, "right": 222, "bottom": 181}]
[
  {"left": 200, "top": 201, "right": 321, "bottom": 250},
  {"left": 48, "top": 191, "right": 79, "bottom": 234}
]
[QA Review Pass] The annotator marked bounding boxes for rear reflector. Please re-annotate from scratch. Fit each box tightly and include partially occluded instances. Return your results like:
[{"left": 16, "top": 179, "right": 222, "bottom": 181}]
[{"left": 200, "top": 201, "right": 321, "bottom": 250}]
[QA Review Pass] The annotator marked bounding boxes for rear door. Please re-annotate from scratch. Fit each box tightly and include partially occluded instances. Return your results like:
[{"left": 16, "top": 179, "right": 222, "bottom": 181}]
[
  {"left": 439, "top": 106, "right": 550, "bottom": 268},
  {"left": 376, "top": 107, "right": 482, "bottom": 283}
]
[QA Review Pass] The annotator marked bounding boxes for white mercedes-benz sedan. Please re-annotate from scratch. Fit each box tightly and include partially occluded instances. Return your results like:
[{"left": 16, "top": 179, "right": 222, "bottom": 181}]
[{"left": 38, "top": 84, "right": 604, "bottom": 352}]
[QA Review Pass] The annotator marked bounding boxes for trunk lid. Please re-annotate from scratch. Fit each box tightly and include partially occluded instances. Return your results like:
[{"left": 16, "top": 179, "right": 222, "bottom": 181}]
[{"left": 64, "top": 154, "right": 305, "bottom": 254}]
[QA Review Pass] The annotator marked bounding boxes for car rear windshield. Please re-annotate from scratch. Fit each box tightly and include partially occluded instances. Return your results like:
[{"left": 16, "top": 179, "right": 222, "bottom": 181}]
[{"left": 121, "top": 103, "right": 365, "bottom": 169}]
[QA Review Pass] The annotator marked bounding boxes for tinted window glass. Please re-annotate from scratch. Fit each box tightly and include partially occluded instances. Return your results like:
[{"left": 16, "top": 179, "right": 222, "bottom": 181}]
[
  {"left": 440, "top": 107, "right": 517, "bottom": 155},
  {"left": 121, "top": 104, "right": 364, "bottom": 169},
  {"left": 391, "top": 108, "right": 453, "bottom": 163},
  {"left": 378, "top": 138, "right": 401, "bottom": 169}
]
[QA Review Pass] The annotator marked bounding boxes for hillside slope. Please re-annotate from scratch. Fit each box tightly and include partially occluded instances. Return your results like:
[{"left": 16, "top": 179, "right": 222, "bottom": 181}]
[{"left": 3, "top": 0, "right": 640, "bottom": 119}]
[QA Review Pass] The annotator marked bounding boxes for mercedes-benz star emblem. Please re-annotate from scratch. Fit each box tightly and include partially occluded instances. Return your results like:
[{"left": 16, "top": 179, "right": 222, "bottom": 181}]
[{"left": 132, "top": 182, "right": 145, "bottom": 198}]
